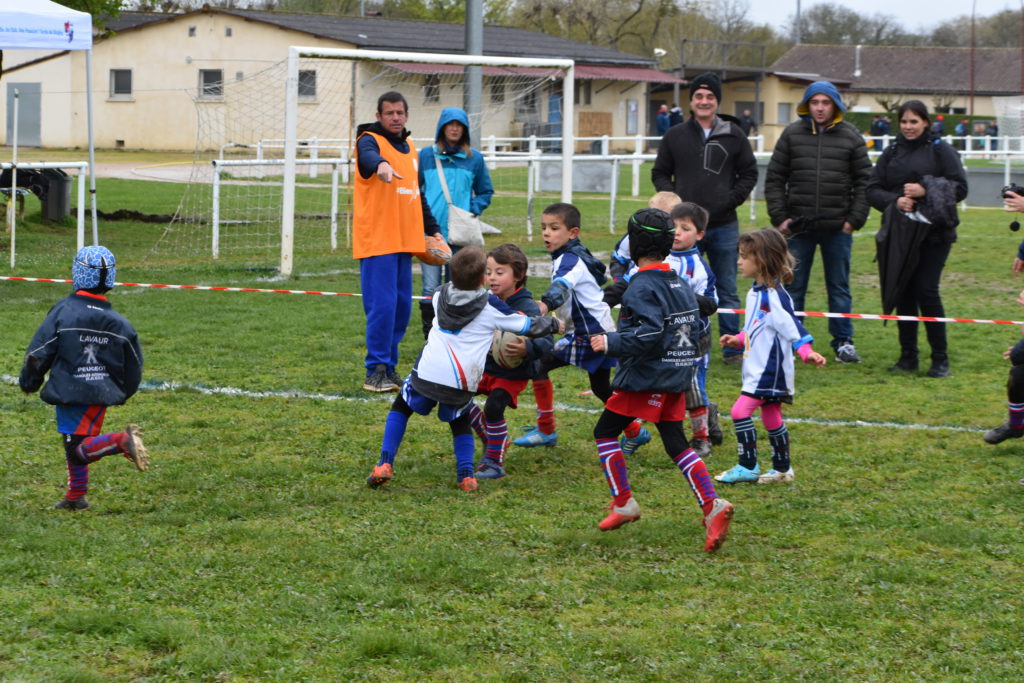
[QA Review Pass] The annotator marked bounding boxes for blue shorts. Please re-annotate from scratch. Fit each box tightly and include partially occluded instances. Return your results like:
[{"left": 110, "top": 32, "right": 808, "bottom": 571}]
[{"left": 400, "top": 381, "right": 472, "bottom": 423}]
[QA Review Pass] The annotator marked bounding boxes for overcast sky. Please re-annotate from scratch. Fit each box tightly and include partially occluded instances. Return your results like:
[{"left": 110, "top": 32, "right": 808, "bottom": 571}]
[{"left": 746, "top": 0, "right": 1021, "bottom": 36}]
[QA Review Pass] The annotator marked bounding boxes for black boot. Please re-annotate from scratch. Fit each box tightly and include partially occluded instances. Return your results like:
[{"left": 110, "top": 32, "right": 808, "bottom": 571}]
[
  {"left": 419, "top": 300, "right": 435, "bottom": 340},
  {"left": 888, "top": 352, "right": 918, "bottom": 372},
  {"left": 926, "top": 354, "right": 950, "bottom": 378}
]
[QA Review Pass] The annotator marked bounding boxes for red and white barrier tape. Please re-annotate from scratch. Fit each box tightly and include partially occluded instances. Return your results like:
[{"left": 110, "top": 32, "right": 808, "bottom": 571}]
[{"left": 3, "top": 275, "right": 1022, "bottom": 325}]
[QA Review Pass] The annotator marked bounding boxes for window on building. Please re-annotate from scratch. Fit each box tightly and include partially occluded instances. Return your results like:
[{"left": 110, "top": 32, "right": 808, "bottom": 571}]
[
  {"left": 109, "top": 69, "right": 132, "bottom": 99},
  {"left": 490, "top": 79, "right": 505, "bottom": 104},
  {"left": 188, "top": 26, "right": 196, "bottom": 37},
  {"left": 225, "top": 26, "right": 233, "bottom": 37},
  {"left": 425, "top": 75, "right": 440, "bottom": 104},
  {"left": 574, "top": 80, "right": 591, "bottom": 106},
  {"left": 515, "top": 87, "right": 539, "bottom": 122},
  {"left": 777, "top": 102, "right": 793, "bottom": 125},
  {"left": 199, "top": 69, "right": 224, "bottom": 99},
  {"left": 298, "top": 70, "right": 317, "bottom": 100}
]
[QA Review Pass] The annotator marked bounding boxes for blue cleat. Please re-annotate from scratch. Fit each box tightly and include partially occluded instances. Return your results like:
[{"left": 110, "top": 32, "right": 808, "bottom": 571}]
[
  {"left": 714, "top": 464, "right": 760, "bottom": 484},
  {"left": 513, "top": 425, "right": 558, "bottom": 448},
  {"left": 619, "top": 427, "right": 651, "bottom": 456},
  {"left": 475, "top": 457, "right": 507, "bottom": 479}
]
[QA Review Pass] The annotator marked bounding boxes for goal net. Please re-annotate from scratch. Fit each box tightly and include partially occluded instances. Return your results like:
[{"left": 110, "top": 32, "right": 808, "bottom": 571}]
[
  {"left": 153, "top": 48, "right": 575, "bottom": 275},
  {"left": 994, "top": 96, "right": 1024, "bottom": 152}
]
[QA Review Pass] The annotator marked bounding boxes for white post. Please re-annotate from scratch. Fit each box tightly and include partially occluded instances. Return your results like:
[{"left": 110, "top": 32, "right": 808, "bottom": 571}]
[
  {"left": 330, "top": 163, "right": 340, "bottom": 252},
  {"left": 309, "top": 137, "right": 319, "bottom": 179},
  {"left": 8, "top": 89, "right": 18, "bottom": 269},
  {"left": 526, "top": 158, "right": 535, "bottom": 242},
  {"left": 609, "top": 158, "right": 620, "bottom": 234},
  {"left": 488, "top": 135, "right": 497, "bottom": 170},
  {"left": 749, "top": 180, "right": 757, "bottom": 223},
  {"left": 632, "top": 135, "right": 642, "bottom": 197},
  {"left": 561, "top": 63, "right": 575, "bottom": 203},
  {"left": 76, "top": 167, "right": 86, "bottom": 252},
  {"left": 280, "top": 47, "right": 300, "bottom": 277},
  {"left": 211, "top": 161, "right": 221, "bottom": 259}
]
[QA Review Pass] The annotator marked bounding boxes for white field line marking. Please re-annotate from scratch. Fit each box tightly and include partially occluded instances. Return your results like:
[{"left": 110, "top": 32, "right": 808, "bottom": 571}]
[{"left": 1, "top": 374, "right": 985, "bottom": 434}]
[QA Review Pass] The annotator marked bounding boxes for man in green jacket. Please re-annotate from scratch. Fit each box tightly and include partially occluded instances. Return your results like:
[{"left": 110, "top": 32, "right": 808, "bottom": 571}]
[{"left": 765, "top": 80, "right": 872, "bottom": 364}]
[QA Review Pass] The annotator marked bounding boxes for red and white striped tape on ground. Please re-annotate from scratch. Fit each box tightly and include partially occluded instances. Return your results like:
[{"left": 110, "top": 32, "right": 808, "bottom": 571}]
[{"left": 3, "top": 275, "right": 1023, "bottom": 326}]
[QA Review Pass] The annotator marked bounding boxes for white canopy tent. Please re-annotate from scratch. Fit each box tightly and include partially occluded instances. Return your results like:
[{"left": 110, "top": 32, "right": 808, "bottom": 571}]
[{"left": 1, "top": 0, "right": 97, "bottom": 266}]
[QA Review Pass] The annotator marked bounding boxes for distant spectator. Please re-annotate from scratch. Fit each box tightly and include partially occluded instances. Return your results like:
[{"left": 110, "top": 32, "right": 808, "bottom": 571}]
[
  {"left": 954, "top": 118, "right": 969, "bottom": 150},
  {"left": 930, "top": 114, "right": 945, "bottom": 137},
  {"left": 738, "top": 108, "right": 758, "bottom": 136},
  {"left": 656, "top": 104, "right": 670, "bottom": 136},
  {"left": 668, "top": 104, "right": 683, "bottom": 127},
  {"left": 870, "top": 115, "right": 884, "bottom": 137},
  {"left": 879, "top": 115, "right": 892, "bottom": 137},
  {"left": 987, "top": 121, "right": 1000, "bottom": 150}
]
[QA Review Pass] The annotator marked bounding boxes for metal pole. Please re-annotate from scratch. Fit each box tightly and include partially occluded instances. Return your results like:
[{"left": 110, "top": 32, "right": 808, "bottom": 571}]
[
  {"left": 281, "top": 47, "right": 300, "bottom": 277},
  {"left": 211, "top": 161, "right": 221, "bottom": 259},
  {"left": 86, "top": 50, "right": 98, "bottom": 246},
  {"left": 8, "top": 89, "right": 17, "bottom": 268},
  {"left": 464, "top": 0, "right": 484, "bottom": 146}
]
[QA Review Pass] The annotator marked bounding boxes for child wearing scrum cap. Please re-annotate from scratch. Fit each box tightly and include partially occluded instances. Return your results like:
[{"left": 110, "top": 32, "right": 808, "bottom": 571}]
[
  {"left": 589, "top": 208, "right": 735, "bottom": 553},
  {"left": 19, "top": 246, "right": 149, "bottom": 511}
]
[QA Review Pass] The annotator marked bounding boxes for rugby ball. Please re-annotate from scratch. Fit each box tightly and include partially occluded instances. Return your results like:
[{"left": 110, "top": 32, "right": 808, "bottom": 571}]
[
  {"left": 414, "top": 233, "right": 452, "bottom": 266},
  {"left": 491, "top": 330, "right": 525, "bottom": 369}
]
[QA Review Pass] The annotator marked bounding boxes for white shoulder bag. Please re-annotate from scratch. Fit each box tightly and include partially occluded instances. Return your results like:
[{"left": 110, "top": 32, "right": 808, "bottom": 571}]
[{"left": 433, "top": 154, "right": 486, "bottom": 247}]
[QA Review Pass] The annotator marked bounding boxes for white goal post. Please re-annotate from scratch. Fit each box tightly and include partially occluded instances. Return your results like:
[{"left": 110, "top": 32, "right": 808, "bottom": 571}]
[{"left": 280, "top": 46, "right": 576, "bottom": 277}]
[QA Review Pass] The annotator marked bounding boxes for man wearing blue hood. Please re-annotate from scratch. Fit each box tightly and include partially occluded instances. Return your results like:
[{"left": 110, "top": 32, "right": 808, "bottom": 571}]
[
  {"left": 418, "top": 107, "right": 495, "bottom": 337},
  {"left": 764, "top": 81, "right": 872, "bottom": 364}
]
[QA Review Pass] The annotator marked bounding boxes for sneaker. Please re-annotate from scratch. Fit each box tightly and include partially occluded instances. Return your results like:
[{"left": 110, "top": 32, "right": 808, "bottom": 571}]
[
  {"left": 598, "top": 496, "right": 641, "bottom": 531},
  {"left": 703, "top": 498, "right": 734, "bottom": 553},
  {"left": 722, "top": 354, "right": 743, "bottom": 366},
  {"left": 926, "top": 359, "right": 950, "bottom": 378},
  {"left": 458, "top": 476, "right": 479, "bottom": 492},
  {"left": 714, "top": 464, "right": 760, "bottom": 483},
  {"left": 984, "top": 422, "right": 1024, "bottom": 444},
  {"left": 757, "top": 467, "right": 795, "bottom": 484},
  {"left": 387, "top": 369, "right": 404, "bottom": 388},
  {"left": 362, "top": 364, "right": 399, "bottom": 393},
  {"left": 124, "top": 424, "right": 149, "bottom": 472},
  {"left": 835, "top": 341, "right": 861, "bottom": 364},
  {"left": 690, "top": 438, "right": 712, "bottom": 458},
  {"left": 513, "top": 426, "right": 558, "bottom": 448},
  {"left": 54, "top": 497, "right": 89, "bottom": 511},
  {"left": 619, "top": 427, "right": 651, "bottom": 456},
  {"left": 707, "top": 402, "right": 724, "bottom": 446},
  {"left": 366, "top": 463, "right": 393, "bottom": 489},
  {"left": 475, "top": 457, "right": 507, "bottom": 480}
]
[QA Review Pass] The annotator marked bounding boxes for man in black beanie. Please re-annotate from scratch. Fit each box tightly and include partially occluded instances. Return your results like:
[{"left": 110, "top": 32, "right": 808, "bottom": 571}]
[{"left": 652, "top": 71, "right": 757, "bottom": 364}]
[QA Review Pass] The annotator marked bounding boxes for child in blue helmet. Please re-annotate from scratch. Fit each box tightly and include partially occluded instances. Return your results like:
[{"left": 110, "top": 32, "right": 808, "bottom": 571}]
[{"left": 19, "top": 245, "right": 149, "bottom": 511}]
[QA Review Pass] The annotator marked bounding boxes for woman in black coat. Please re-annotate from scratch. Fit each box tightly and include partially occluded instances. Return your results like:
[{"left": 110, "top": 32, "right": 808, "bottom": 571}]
[{"left": 866, "top": 100, "right": 968, "bottom": 378}]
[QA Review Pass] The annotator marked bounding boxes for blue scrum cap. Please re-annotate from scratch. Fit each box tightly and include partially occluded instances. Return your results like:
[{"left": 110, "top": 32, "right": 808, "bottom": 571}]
[{"left": 72, "top": 245, "right": 117, "bottom": 291}]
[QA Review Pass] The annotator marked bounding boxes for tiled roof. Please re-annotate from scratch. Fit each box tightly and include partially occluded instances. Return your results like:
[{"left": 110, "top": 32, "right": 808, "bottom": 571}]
[
  {"left": 769, "top": 44, "right": 1022, "bottom": 95},
  {"left": 105, "top": 9, "right": 656, "bottom": 67}
]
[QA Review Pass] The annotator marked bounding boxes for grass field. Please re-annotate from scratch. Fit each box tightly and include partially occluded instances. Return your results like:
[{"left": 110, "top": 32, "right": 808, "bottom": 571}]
[{"left": 2, "top": 174, "right": 1023, "bottom": 680}]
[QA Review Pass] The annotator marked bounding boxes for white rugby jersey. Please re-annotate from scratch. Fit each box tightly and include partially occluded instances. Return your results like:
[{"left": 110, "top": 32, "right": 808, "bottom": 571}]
[
  {"left": 668, "top": 247, "right": 717, "bottom": 302},
  {"left": 739, "top": 283, "right": 813, "bottom": 399},
  {"left": 416, "top": 290, "right": 534, "bottom": 393},
  {"left": 549, "top": 250, "right": 615, "bottom": 335}
]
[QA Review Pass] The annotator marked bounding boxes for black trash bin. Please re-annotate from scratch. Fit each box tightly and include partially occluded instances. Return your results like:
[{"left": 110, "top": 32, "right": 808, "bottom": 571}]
[{"left": 39, "top": 168, "right": 71, "bottom": 221}]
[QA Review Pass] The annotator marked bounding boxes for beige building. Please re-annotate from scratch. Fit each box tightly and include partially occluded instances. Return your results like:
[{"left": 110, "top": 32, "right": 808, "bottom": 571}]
[{"left": 2, "top": 8, "right": 681, "bottom": 152}]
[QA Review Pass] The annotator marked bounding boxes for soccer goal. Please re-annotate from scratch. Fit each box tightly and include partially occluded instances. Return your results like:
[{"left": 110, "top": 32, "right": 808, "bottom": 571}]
[{"left": 155, "top": 47, "right": 575, "bottom": 276}]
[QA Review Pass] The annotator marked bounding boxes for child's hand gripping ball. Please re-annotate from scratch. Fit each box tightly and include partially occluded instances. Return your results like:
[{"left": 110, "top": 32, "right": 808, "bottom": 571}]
[
  {"left": 415, "top": 234, "right": 452, "bottom": 266},
  {"left": 491, "top": 330, "right": 525, "bottom": 369}
]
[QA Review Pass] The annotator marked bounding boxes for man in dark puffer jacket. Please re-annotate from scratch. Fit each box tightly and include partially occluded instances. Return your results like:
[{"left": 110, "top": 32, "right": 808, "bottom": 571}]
[{"left": 764, "top": 80, "right": 872, "bottom": 364}]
